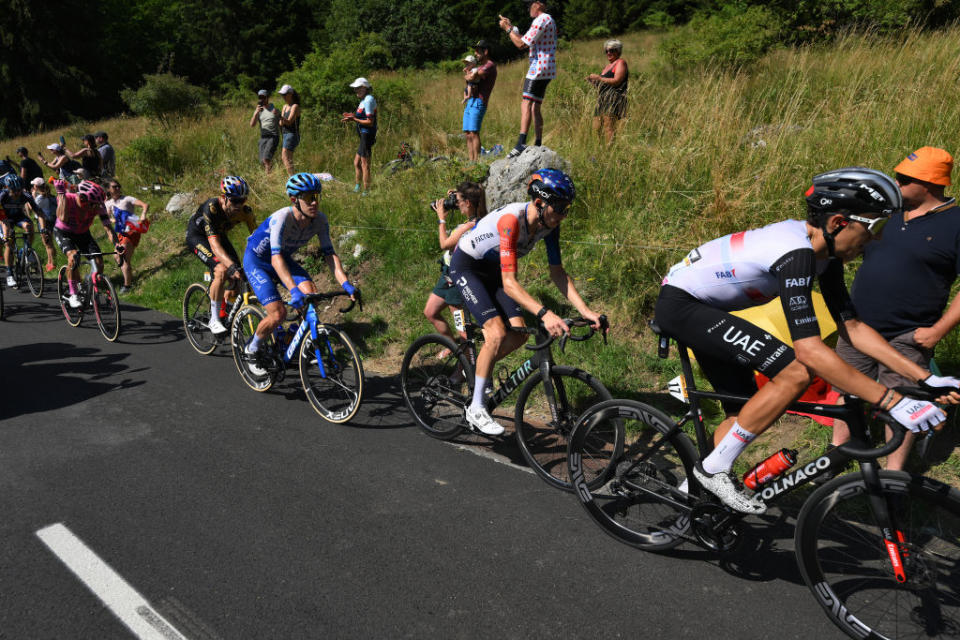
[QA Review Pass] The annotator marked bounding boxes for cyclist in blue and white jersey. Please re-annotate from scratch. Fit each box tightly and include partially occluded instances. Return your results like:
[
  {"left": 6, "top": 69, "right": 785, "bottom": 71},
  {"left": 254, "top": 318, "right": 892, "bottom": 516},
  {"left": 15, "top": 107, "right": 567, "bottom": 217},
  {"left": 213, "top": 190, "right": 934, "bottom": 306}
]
[
  {"left": 242, "top": 172, "right": 358, "bottom": 363},
  {"left": 449, "top": 168, "right": 604, "bottom": 435},
  {"left": 654, "top": 167, "right": 960, "bottom": 514}
]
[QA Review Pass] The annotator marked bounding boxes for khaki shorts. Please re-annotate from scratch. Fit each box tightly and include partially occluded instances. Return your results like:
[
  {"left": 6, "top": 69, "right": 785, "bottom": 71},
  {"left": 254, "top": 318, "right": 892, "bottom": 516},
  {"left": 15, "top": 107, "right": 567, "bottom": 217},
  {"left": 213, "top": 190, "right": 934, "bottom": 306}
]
[{"left": 834, "top": 330, "right": 932, "bottom": 390}]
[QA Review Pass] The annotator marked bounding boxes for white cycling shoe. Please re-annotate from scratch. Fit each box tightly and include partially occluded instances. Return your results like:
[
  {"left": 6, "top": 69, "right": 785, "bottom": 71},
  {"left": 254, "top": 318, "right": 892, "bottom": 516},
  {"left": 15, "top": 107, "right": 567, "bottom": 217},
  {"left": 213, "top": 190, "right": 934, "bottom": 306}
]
[
  {"left": 244, "top": 340, "right": 267, "bottom": 377},
  {"left": 208, "top": 317, "right": 228, "bottom": 335},
  {"left": 6, "top": 275, "right": 15, "bottom": 287},
  {"left": 693, "top": 463, "right": 767, "bottom": 515},
  {"left": 465, "top": 405, "right": 505, "bottom": 436},
  {"left": 66, "top": 294, "right": 81, "bottom": 308}
]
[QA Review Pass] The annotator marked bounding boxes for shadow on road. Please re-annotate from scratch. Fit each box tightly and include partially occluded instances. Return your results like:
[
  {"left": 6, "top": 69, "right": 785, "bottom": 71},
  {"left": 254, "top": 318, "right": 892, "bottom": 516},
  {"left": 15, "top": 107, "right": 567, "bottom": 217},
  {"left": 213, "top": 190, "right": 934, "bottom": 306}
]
[
  {"left": 1, "top": 295, "right": 64, "bottom": 324},
  {"left": 114, "top": 312, "right": 186, "bottom": 346},
  {"left": 0, "top": 342, "right": 145, "bottom": 420}
]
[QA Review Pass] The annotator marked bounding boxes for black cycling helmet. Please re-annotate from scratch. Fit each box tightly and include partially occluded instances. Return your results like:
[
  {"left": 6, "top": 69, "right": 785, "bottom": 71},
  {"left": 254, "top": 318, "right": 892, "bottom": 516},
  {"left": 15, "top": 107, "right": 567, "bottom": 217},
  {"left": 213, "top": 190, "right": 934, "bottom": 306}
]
[{"left": 806, "top": 166, "right": 902, "bottom": 223}]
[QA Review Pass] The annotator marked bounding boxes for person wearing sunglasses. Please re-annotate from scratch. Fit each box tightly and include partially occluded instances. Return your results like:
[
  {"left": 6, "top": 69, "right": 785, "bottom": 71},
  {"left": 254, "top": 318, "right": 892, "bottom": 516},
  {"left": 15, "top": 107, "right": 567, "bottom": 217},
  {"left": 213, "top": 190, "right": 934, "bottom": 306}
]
[
  {"left": 829, "top": 148, "right": 960, "bottom": 470},
  {"left": 654, "top": 167, "right": 960, "bottom": 514},
  {"left": 448, "top": 168, "right": 605, "bottom": 435},
  {"left": 185, "top": 176, "right": 257, "bottom": 334}
]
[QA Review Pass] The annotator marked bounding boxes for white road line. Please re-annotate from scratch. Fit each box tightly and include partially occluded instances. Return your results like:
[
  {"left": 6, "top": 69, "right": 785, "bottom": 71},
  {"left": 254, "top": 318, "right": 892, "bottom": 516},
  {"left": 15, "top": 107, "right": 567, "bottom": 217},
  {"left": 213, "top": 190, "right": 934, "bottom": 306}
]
[{"left": 36, "top": 523, "right": 188, "bottom": 640}]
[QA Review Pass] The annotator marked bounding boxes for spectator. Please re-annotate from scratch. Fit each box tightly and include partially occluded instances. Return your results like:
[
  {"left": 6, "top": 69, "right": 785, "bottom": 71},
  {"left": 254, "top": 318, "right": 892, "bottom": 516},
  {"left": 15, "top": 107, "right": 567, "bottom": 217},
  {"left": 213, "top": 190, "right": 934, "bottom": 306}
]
[
  {"left": 37, "top": 143, "right": 80, "bottom": 184},
  {"left": 277, "top": 84, "right": 301, "bottom": 176},
  {"left": 30, "top": 177, "right": 57, "bottom": 271},
  {"left": 342, "top": 77, "right": 377, "bottom": 195},
  {"left": 66, "top": 135, "right": 103, "bottom": 183},
  {"left": 832, "top": 147, "right": 960, "bottom": 470},
  {"left": 463, "top": 40, "right": 498, "bottom": 163},
  {"left": 95, "top": 131, "right": 115, "bottom": 180},
  {"left": 587, "top": 39, "right": 628, "bottom": 145},
  {"left": 249, "top": 89, "right": 280, "bottom": 173},
  {"left": 498, "top": 0, "right": 557, "bottom": 157},
  {"left": 105, "top": 179, "right": 149, "bottom": 294},
  {"left": 17, "top": 147, "right": 43, "bottom": 183}
]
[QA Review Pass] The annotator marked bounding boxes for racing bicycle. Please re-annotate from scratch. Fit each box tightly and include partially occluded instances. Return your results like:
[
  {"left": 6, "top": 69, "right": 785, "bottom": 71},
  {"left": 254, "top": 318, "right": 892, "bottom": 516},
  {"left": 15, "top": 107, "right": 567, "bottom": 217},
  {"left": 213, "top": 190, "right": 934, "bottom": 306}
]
[
  {"left": 231, "top": 291, "right": 365, "bottom": 424},
  {"left": 400, "top": 312, "right": 614, "bottom": 491},
  {"left": 567, "top": 321, "right": 960, "bottom": 640},
  {"left": 182, "top": 269, "right": 256, "bottom": 355},
  {"left": 4, "top": 230, "right": 43, "bottom": 297},
  {"left": 56, "top": 251, "right": 122, "bottom": 341}
]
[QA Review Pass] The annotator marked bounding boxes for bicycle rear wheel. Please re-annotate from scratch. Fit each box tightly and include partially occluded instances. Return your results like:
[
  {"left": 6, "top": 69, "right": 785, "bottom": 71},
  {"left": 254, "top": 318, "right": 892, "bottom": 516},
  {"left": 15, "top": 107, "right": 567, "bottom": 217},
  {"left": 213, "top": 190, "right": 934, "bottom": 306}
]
[
  {"left": 299, "top": 324, "right": 365, "bottom": 423},
  {"left": 57, "top": 266, "right": 83, "bottom": 326},
  {"left": 230, "top": 305, "right": 275, "bottom": 392},
  {"left": 795, "top": 470, "right": 960, "bottom": 639},
  {"left": 182, "top": 283, "right": 218, "bottom": 355},
  {"left": 568, "top": 399, "right": 699, "bottom": 551},
  {"left": 92, "top": 273, "right": 121, "bottom": 341},
  {"left": 514, "top": 366, "right": 617, "bottom": 491},
  {"left": 400, "top": 333, "right": 473, "bottom": 439},
  {"left": 0, "top": 275, "right": 4, "bottom": 320},
  {"left": 25, "top": 248, "right": 43, "bottom": 297}
]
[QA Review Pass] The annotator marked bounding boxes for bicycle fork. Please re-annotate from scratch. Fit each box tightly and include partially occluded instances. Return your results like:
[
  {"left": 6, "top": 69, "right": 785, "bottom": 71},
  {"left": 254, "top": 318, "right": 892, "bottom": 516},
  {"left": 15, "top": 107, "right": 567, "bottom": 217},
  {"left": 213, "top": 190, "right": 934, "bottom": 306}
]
[{"left": 861, "top": 462, "right": 910, "bottom": 583}]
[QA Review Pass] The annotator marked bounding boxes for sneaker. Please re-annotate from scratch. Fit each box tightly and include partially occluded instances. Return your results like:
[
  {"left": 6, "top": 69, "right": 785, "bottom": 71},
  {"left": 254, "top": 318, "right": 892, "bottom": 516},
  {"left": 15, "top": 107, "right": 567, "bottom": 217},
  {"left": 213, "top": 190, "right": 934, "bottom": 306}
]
[
  {"left": 244, "top": 340, "right": 267, "bottom": 377},
  {"left": 66, "top": 294, "right": 81, "bottom": 308},
  {"left": 118, "top": 286, "right": 131, "bottom": 295},
  {"left": 5, "top": 276, "right": 14, "bottom": 287},
  {"left": 353, "top": 184, "right": 361, "bottom": 193},
  {"left": 45, "top": 262, "right": 54, "bottom": 272},
  {"left": 208, "top": 317, "right": 228, "bottom": 335},
  {"left": 465, "top": 405, "right": 505, "bottom": 436},
  {"left": 693, "top": 463, "right": 767, "bottom": 515},
  {"left": 507, "top": 145, "right": 526, "bottom": 158}
]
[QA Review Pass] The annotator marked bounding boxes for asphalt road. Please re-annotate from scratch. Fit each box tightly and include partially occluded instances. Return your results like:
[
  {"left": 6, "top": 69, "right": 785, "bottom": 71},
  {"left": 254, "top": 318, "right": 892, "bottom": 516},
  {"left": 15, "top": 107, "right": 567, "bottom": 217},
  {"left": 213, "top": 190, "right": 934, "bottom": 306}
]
[{"left": 0, "top": 287, "right": 842, "bottom": 639}]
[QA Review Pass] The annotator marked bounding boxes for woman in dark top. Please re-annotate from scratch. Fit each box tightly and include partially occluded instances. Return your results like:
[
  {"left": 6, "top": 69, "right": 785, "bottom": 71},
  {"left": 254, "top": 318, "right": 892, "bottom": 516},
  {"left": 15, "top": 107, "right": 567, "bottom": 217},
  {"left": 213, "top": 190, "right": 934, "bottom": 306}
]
[
  {"left": 278, "top": 85, "right": 301, "bottom": 176},
  {"left": 587, "top": 39, "right": 628, "bottom": 145},
  {"left": 67, "top": 135, "right": 103, "bottom": 183}
]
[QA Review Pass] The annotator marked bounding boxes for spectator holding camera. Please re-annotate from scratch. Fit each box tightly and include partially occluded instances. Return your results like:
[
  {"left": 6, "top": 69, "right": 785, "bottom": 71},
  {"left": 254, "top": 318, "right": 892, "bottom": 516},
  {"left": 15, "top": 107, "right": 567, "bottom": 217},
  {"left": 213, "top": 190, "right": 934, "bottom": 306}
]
[
  {"left": 250, "top": 89, "right": 281, "bottom": 173},
  {"left": 425, "top": 181, "right": 489, "bottom": 349},
  {"left": 463, "top": 40, "right": 498, "bottom": 163}
]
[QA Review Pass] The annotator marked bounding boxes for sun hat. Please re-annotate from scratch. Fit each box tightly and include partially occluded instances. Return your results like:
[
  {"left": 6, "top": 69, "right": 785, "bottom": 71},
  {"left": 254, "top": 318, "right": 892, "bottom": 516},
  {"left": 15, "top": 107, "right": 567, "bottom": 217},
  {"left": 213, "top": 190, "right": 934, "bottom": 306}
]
[
  {"left": 464, "top": 54, "right": 477, "bottom": 64},
  {"left": 278, "top": 84, "right": 294, "bottom": 95},
  {"left": 894, "top": 146, "right": 953, "bottom": 186},
  {"left": 349, "top": 77, "right": 372, "bottom": 88}
]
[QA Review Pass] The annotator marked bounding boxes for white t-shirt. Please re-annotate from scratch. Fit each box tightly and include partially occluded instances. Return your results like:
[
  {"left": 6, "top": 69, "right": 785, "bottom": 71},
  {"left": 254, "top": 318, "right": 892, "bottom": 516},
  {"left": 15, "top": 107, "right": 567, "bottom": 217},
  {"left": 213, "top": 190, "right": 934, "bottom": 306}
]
[
  {"left": 522, "top": 13, "right": 557, "bottom": 80},
  {"left": 106, "top": 195, "right": 139, "bottom": 215}
]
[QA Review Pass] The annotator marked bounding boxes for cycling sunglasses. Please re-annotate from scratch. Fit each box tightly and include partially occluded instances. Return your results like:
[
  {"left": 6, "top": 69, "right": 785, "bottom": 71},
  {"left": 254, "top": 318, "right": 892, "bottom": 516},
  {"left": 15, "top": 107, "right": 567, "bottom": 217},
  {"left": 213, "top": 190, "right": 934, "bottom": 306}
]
[
  {"left": 846, "top": 214, "right": 888, "bottom": 235},
  {"left": 297, "top": 191, "right": 320, "bottom": 203}
]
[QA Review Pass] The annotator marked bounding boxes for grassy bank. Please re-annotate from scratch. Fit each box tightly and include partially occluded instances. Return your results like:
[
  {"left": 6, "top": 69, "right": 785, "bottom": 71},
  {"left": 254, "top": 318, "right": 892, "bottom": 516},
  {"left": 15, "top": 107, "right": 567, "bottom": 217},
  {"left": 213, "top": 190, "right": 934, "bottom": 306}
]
[{"left": 7, "top": 27, "right": 960, "bottom": 478}]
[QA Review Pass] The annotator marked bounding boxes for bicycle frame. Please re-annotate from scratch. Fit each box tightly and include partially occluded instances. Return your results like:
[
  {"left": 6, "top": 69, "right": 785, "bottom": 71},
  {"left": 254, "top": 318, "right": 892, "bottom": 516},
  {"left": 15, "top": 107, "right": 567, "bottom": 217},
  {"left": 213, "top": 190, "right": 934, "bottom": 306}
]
[{"left": 281, "top": 304, "right": 337, "bottom": 379}]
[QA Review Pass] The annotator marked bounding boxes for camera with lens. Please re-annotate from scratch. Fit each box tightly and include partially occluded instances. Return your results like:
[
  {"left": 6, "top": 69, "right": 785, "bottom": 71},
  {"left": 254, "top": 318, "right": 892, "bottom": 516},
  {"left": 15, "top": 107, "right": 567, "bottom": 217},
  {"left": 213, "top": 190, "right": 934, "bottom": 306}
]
[{"left": 429, "top": 193, "right": 460, "bottom": 212}]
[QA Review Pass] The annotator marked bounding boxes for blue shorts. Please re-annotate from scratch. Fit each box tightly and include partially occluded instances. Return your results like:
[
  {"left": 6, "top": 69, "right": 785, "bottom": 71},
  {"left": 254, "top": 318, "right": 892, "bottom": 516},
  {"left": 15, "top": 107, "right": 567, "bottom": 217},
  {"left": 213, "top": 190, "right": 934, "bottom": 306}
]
[
  {"left": 244, "top": 250, "right": 311, "bottom": 306},
  {"left": 282, "top": 132, "right": 300, "bottom": 150},
  {"left": 448, "top": 249, "right": 521, "bottom": 325},
  {"left": 462, "top": 98, "right": 487, "bottom": 133}
]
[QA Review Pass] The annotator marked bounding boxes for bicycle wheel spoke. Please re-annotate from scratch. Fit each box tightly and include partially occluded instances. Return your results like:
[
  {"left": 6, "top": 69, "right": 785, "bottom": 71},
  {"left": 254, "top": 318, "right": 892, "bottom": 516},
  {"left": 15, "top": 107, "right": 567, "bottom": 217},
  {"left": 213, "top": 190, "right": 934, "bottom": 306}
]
[
  {"left": 401, "top": 335, "right": 471, "bottom": 439},
  {"left": 300, "top": 327, "right": 364, "bottom": 423}
]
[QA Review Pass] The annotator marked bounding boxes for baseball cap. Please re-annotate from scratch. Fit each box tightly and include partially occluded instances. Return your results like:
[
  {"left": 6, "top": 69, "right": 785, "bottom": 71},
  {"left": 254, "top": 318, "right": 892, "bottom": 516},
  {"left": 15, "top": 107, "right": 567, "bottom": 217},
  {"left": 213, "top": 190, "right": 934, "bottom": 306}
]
[
  {"left": 349, "top": 77, "right": 372, "bottom": 88},
  {"left": 464, "top": 54, "right": 477, "bottom": 64},
  {"left": 30, "top": 177, "right": 44, "bottom": 187},
  {"left": 16, "top": 146, "right": 26, "bottom": 154},
  {"left": 46, "top": 143, "right": 63, "bottom": 152},
  {"left": 257, "top": 89, "right": 269, "bottom": 97},
  {"left": 94, "top": 131, "right": 107, "bottom": 139},
  {"left": 474, "top": 40, "right": 491, "bottom": 51},
  {"left": 894, "top": 146, "right": 953, "bottom": 186},
  {"left": 278, "top": 84, "right": 294, "bottom": 95}
]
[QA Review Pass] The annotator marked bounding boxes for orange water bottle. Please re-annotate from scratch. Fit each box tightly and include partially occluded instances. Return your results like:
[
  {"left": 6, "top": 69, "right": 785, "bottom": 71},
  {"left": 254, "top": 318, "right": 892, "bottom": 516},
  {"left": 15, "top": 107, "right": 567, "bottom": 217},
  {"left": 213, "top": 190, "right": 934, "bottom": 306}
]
[{"left": 743, "top": 449, "right": 798, "bottom": 490}]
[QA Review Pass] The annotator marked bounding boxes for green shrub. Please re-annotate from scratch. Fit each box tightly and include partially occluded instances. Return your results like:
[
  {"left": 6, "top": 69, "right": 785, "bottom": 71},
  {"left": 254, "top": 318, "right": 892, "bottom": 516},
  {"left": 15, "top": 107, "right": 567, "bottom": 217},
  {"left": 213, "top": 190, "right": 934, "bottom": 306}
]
[
  {"left": 588, "top": 25, "right": 612, "bottom": 39},
  {"left": 121, "top": 73, "right": 209, "bottom": 123},
  {"left": 374, "top": 77, "right": 418, "bottom": 126},
  {"left": 120, "top": 134, "right": 183, "bottom": 179},
  {"left": 657, "top": 5, "right": 783, "bottom": 70},
  {"left": 278, "top": 47, "right": 366, "bottom": 117},
  {"left": 642, "top": 10, "right": 675, "bottom": 31}
]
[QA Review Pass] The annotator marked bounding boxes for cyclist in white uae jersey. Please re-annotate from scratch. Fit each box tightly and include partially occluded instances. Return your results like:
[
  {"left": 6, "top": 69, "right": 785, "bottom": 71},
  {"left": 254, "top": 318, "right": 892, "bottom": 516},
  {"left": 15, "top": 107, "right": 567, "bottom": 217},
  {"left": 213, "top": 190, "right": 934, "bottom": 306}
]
[
  {"left": 654, "top": 167, "right": 960, "bottom": 514},
  {"left": 242, "top": 173, "right": 357, "bottom": 369},
  {"left": 449, "top": 169, "right": 604, "bottom": 435}
]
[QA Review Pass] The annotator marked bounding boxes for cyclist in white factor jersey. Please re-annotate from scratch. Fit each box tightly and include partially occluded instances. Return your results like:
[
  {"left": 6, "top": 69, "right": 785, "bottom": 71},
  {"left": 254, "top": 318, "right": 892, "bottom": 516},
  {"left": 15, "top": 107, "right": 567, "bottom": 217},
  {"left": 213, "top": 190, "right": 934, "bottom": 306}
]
[{"left": 655, "top": 167, "right": 960, "bottom": 514}]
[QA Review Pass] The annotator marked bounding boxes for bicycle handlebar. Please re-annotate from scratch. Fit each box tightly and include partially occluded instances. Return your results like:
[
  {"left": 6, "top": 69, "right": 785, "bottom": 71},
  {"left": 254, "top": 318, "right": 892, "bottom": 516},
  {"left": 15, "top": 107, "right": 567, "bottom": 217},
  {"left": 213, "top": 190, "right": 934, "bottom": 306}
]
[{"left": 521, "top": 315, "right": 608, "bottom": 352}]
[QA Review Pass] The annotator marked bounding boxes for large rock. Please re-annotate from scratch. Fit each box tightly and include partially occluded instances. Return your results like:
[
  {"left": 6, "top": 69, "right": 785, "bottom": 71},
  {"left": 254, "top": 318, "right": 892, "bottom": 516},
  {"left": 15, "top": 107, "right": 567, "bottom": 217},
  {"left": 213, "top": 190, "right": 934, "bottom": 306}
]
[
  {"left": 165, "top": 191, "right": 199, "bottom": 216},
  {"left": 484, "top": 145, "right": 571, "bottom": 210}
]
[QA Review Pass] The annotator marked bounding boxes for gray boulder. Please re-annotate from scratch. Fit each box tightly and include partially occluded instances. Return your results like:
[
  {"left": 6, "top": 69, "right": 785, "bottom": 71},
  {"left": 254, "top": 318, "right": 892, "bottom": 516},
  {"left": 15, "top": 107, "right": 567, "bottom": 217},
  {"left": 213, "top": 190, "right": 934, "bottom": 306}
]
[
  {"left": 484, "top": 146, "right": 571, "bottom": 210},
  {"left": 165, "top": 191, "right": 199, "bottom": 216}
]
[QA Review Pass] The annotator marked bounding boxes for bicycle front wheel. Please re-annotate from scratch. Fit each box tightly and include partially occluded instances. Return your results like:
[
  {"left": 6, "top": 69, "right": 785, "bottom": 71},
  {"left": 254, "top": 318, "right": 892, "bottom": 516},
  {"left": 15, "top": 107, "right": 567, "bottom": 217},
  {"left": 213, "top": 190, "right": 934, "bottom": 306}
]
[
  {"left": 230, "top": 305, "right": 275, "bottom": 392},
  {"left": 795, "top": 470, "right": 960, "bottom": 640},
  {"left": 568, "top": 399, "right": 699, "bottom": 551},
  {"left": 25, "top": 249, "right": 43, "bottom": 297},
  {"left": 298, "top": 325, "right": 365, "bottom": 423},
  {"left": 92, "top": 273, "right": 121, "bottom": 341},
  {"left": 514, "top": 366, "right": 616, "bottom": 491},
  {"left": 182, "top": 283, "right": 218, "bottom": 355},
  {"left": 400, "top": 333, "right": 473, "bottom": 439},
  {"left": 57, "top": 266, "right": 83, "bottom": 326}
]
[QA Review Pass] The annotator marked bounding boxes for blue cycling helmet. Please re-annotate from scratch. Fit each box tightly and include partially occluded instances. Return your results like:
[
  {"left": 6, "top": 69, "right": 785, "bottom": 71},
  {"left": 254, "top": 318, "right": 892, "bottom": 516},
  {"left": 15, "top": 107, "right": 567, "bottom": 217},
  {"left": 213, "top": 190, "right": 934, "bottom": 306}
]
[
  {"left": 286, "top": 172, "right": 323, "bottom": 198},
  {"left": 220, "top": 175, "right": 249, "bottom": 198},
  {"left": 2, "top": 173, "right": 23, "bottom": 190},
  {"left": 527, "top": 168, "right": 576, "bottom": 207}
]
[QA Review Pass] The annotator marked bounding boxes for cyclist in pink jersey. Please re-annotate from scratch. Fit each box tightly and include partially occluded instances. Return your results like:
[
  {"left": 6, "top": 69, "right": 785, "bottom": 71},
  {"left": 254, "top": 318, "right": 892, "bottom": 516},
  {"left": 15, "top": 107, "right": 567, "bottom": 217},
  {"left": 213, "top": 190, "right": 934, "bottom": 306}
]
[{"left": 53, "top": 180, "right": 119, "bottom": 308}]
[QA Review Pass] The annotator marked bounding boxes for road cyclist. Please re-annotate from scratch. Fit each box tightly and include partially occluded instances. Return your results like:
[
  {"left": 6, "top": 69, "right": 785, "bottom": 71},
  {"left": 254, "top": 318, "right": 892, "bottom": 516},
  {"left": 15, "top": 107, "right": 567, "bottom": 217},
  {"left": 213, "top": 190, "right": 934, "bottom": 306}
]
[
  {"left": 184, "top": 176, "right": 257, "bottom": 335},
  {"left": 0, "top": 174, "right": 41, "bottom": 288},
  {"left": 448, "top": 168, "right": 606, "bottom": 436}
]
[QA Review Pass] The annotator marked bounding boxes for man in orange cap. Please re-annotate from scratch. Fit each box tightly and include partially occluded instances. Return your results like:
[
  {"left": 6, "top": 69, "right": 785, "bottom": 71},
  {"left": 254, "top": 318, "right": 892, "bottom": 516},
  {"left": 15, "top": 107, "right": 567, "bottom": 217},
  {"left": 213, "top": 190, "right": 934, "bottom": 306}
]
[{"left": 832, "top": 146, "right": 960, "bottom": 469}]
